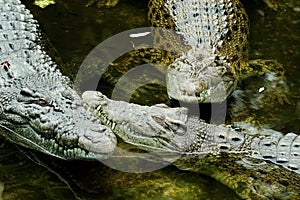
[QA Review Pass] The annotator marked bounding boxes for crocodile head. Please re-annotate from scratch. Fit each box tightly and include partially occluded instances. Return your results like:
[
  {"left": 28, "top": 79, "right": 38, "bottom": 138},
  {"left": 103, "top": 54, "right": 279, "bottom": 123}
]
[
  {"left": 82, "top": 91, "right": 197, "bottom": 153},
  {"left": 0, "top": 71, "right": 117, "bottom": 160},
  {"left": 166, "top": 48, "right": 237, "bottom": 103}
]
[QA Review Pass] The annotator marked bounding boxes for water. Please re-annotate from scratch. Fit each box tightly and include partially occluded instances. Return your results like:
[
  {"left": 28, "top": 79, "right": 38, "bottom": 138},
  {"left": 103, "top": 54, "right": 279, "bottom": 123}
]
[{"left": 0, "top": 0, "right": 299, "bottom": 199}]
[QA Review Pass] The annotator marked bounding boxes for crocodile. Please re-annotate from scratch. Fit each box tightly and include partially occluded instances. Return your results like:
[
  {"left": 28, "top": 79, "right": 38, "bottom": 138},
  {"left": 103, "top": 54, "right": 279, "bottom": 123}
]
[
  {"left": 152, "top": 0, "right": 290, "bottom": 103},
  {"left": 83, "top": 91, "right": 300, "bottom": 174},
  {"left": 83, "top": 90, "right": 300, "bottom": 199},
  {"left": 0, "top": 0, "right": 117, "bottom": 160}
]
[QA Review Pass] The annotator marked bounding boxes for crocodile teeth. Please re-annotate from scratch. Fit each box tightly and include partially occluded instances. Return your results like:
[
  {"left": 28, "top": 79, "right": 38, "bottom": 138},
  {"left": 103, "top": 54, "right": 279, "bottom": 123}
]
[{"left": 111, "top": 122, "right": 116, "bottom": 130}]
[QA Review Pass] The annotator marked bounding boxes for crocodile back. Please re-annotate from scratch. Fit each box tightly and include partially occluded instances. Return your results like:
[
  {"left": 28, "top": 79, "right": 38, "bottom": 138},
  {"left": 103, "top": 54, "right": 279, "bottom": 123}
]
[
  {"left": 149, "top": 0, "right": 249, "bottom": 71},
  {"left": 0, "top": 0, "right": 61, "bottom": 79}
]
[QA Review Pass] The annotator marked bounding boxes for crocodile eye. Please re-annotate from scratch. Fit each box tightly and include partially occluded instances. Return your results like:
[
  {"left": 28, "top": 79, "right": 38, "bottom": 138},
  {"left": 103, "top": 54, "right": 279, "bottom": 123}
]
[
  {"left": 62, "top": 90, "right": 75, "bottom": 101},
  {"left": 151, "top": 115, "right": 165, "bottom": 126},
  {"left": 37, "top": 98, "right": 49, "bottom": 106}
]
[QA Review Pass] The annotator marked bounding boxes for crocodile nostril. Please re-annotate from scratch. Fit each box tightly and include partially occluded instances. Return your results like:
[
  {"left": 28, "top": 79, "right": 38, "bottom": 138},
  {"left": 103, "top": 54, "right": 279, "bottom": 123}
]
[{"left": 231, "top": 137, "right": 241, "bottom": 142}]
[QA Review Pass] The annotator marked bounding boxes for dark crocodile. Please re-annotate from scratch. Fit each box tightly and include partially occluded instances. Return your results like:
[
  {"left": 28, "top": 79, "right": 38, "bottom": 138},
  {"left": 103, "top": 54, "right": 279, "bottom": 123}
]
[
  {"left": 147, "top": 0, "right": 289, "bottom": 103},
  {"left": 84, "top": 0, "right": 287, "bottom": 105},
  {"left": 0, "top": 0, "right": 117, "bottom": 160}
]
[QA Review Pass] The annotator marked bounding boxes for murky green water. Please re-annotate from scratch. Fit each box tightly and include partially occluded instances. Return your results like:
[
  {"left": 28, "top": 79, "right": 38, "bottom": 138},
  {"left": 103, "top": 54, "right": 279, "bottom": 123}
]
[
  {"left": 244, "top": 0, "right": 300, "bottom": 133},
  {"left": 0, "top": 0, "right": 299, "bottom": 199}
]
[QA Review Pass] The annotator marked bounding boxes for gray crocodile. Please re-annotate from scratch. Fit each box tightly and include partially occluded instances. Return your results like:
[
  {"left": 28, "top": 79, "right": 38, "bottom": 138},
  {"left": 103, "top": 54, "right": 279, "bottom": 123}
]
[
  {"left": 0, "top": 0, "right": 117, "bottom": 160},
  {"left": 83, "top": 90, "right": 300, "bottom": 199},
  {"left": 83, "top": 90, "right": 300, "bottom": 174}
]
